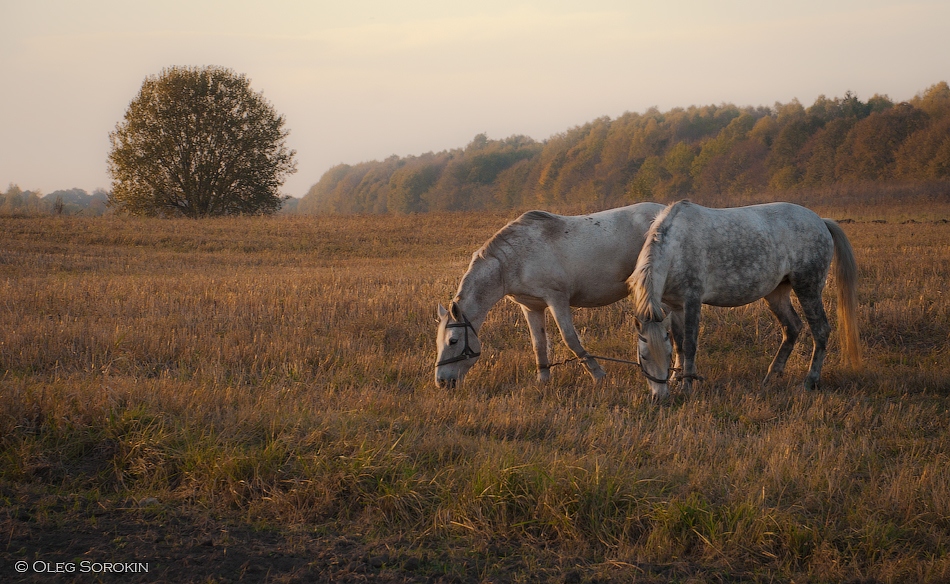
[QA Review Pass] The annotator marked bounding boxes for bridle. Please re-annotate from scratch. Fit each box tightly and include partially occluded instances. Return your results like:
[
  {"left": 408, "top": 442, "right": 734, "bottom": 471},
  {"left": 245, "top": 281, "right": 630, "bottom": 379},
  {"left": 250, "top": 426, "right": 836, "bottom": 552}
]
[
  {"left": 637, "top": 333, "right": 672, "bottom": 385},
  {"left": 635, "top": 331, "right": 704, "bottom": 385},
  {"left": 436, "top": 308, "right": 481, "bottom": 367}
]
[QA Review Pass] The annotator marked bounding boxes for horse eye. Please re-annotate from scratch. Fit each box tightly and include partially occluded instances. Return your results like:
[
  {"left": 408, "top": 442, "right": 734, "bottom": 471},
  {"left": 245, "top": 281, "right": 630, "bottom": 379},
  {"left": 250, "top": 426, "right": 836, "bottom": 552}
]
[{"left": 449, "top": 338, "right": 459, "bottom": 346}]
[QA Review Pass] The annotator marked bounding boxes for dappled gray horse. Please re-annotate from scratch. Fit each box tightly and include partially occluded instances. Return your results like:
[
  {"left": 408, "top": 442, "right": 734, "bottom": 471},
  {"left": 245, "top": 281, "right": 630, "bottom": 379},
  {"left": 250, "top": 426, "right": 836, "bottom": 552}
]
[
  {"left": 435, "top": 202, "right": 666, "bottom": 388},
  {"left": 628, "top": 200, "right": 861, "bottom": 400}
]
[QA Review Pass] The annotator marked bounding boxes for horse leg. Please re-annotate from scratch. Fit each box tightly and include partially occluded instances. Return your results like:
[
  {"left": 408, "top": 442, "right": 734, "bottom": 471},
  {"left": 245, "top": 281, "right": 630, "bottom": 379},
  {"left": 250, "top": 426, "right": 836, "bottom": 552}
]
[
  {"left": 547, "top": 299, "right": 606, "bottom": 384},
  {"left": 520, "top": 305, "right": 551, "bottom": 383},
  {"left": 762, "top": 284, "right": 803, "bottom": 386},
  {"left": 668, "top": 308, "right": 686, "bottom": 381},
  {"left": 679, "top": 300, "right": 702, "bottom": 393},
  {"left": 794, "top": 288, "right": 831, "bottom": 391}
]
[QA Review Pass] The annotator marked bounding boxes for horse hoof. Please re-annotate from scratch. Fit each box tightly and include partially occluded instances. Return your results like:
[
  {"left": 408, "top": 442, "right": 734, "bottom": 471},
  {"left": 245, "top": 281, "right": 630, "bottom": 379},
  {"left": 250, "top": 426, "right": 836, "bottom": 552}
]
[
  {"left": 589, "top": 369, "right": 607, "bottom": 385},
  {"left": 763, "top": 368, "right": 786, "bottom": 386},
  {"left": 804, "top": 378, "right": 819, "bottom": 391}
]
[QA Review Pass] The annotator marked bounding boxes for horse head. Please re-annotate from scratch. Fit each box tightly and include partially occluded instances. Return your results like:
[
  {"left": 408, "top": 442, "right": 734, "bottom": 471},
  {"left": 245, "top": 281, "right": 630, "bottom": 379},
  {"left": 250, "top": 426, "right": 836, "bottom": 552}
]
[
  {"left": 635, "top": 313, "right": 673, "bottom": 401},
  {"left": 435, "top": 301, "right": 482, "bottom": 388}
]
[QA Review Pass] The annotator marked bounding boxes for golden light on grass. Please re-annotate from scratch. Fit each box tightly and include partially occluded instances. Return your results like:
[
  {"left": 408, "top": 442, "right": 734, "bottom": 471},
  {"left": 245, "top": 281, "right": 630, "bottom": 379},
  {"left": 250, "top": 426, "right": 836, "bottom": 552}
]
[{"left": 1, "top": 206, "right": 949, "bottom": 581}]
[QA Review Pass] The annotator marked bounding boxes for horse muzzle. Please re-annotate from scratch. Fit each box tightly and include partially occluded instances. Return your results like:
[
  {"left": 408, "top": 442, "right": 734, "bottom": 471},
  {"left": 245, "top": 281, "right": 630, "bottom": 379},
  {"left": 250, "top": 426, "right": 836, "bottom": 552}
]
[
  {"left": 437, "top": 378, "right": 457, "bottom": 390},
  {"left": 435, "top": 373, "right": 459, "bottom": 390}
]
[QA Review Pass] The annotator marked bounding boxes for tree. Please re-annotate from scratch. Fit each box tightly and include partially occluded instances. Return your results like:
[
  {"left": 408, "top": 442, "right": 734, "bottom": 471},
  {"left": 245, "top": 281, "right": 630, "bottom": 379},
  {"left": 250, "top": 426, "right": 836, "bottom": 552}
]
[
  {"left": 835, "top": 104, "right": 927, "bottom": 181},
  {"left": 913, "top": 82, "right": 950, "bottom": 118},
  {"left": 896, "top": 117, "right": 950, "bottom": 180},
  {"left": 388, "top": 157, "right": 442, "bottom": 213},
  {"left": 108, "top": 66, "right": 296, "bottom": 217}
]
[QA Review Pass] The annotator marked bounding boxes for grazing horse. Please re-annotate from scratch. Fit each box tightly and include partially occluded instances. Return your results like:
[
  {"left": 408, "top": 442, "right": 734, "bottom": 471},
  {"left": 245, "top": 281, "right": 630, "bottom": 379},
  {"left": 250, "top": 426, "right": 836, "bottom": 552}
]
[
  {"left": 627, "top": 200, "right": 861, "bottom": 400},
  {"left": 435, "top": 202, "right": 666, "bottom": 388}
]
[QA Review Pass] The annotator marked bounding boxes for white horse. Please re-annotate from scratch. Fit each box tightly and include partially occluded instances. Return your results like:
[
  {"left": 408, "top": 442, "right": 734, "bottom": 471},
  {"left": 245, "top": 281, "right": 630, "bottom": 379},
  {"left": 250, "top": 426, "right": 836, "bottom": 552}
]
[
  {"left": 628, "top": 200, "right": 862, "bottom": 400},
  {"left": 435, "top": 202, "right": 666, "bottom": 388}
]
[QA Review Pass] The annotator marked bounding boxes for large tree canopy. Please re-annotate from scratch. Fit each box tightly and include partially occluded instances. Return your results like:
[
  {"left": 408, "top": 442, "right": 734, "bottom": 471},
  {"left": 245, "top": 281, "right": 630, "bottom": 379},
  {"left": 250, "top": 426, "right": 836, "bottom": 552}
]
[{"left": 108, "top": 66, "right": 296, "bottom": 217}]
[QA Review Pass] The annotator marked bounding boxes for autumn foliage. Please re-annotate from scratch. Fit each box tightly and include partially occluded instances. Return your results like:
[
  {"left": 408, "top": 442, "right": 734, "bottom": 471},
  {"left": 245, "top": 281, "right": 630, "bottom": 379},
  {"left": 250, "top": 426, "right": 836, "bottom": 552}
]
[
  {"left": 108, "top": 66, "right": 297, "bottom": 217},
  {"left": 300, "top": 82, "right": 950, "bottom": 214}
]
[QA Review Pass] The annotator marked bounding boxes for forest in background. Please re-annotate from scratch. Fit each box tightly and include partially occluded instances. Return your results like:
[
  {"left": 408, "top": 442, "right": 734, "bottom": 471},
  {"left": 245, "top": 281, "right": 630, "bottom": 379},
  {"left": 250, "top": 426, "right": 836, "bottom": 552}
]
[
  {"left": 0, "top": 185, "right": 302, "bottom": 216},
  {"left": 0, "top": 186, "right": 110, "bottom": 216},
  {"left": 299, "top": 82, "right": 950, "bottom": 214}
]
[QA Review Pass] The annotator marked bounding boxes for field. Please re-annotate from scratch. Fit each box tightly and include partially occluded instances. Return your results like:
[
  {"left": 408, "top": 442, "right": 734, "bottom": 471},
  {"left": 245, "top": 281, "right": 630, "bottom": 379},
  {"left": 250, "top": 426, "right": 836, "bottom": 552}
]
[{"left": 1, "top": 201, "right": 949, "bottom": 583}]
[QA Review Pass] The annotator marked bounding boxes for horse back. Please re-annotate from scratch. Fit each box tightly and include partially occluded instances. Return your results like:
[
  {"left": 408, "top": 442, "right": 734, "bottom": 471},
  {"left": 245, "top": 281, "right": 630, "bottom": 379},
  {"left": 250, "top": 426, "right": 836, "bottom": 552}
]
[
  {"left": 497, "top": 203, "right": 664, "bottom": 307},
  {"left": 665, "top": 201, "right": 835, "bottom": 306}
]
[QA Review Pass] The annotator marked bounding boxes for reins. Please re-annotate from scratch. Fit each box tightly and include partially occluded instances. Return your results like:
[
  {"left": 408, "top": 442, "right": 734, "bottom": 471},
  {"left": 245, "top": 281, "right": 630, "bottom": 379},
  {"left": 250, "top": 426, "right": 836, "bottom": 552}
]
[{"left": 545, "top": 353, "right": 705, "bottom": 384}]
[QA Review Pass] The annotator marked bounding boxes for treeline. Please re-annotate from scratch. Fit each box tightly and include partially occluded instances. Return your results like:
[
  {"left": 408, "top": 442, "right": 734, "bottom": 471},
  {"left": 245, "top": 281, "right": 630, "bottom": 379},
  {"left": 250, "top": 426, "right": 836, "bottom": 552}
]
[
  {"left": 0, "top": 185, "right": 301, "bottom": 216},
  {"left": 0, "top": 185, "right": 110, "bottom": 216},
  {"left": 299, "top": 82, "right": 950, "bottom": 214}
]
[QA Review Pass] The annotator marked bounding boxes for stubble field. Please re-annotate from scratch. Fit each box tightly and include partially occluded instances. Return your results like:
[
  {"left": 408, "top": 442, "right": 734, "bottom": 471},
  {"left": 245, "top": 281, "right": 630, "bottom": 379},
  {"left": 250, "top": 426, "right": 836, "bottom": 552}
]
[{"left": 1, "top": 201, "right": 949, "bottom": 583}]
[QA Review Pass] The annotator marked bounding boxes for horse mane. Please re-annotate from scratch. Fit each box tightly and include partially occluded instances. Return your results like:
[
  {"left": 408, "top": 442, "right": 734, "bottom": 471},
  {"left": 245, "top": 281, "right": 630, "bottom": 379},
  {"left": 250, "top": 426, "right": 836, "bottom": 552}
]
[
  {"left": 477, "top": 210, "right": 560, "bottom": 261},
  {"left": 628, "top": 201, "right": 690, "bottom": 321},
  {"left": 455, "top": 210, "right": 560, "bottom": 306}
]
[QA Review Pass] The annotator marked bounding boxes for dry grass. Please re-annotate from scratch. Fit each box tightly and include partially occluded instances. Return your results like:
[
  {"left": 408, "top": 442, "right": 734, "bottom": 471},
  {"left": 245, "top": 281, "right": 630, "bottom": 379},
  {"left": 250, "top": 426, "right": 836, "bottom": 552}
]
[{"left": 1, "top": 206, "right": 949, "bottom": 582}]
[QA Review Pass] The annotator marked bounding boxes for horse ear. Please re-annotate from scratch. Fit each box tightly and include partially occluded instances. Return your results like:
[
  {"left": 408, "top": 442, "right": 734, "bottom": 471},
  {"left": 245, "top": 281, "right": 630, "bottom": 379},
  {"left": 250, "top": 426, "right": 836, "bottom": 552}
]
[
  {"left": 450, "top": 301, "right": 462, "bottom": 321},
  {"left": 438, "top": 304, "right": 448, "bottom": 319},
  {"left": 661, "top": 311, "right": 672, "bottom": 329},
  {"left": 633, "top": 316, "right": 643, "bottom": 332}
]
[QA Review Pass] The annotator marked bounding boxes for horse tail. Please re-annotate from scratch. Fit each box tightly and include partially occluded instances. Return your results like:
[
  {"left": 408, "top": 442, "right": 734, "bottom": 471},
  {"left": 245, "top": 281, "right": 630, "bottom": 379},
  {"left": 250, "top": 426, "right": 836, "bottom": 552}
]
[{"left": 825, "top": 219, "right": 862, "bottom": 368}]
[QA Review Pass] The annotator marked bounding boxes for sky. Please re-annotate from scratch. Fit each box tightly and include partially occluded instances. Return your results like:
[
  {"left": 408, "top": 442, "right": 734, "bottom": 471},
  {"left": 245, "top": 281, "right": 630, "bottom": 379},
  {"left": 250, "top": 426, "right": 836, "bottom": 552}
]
[{"left": 2, "top": 0, "right": 949, "bottom": 199}]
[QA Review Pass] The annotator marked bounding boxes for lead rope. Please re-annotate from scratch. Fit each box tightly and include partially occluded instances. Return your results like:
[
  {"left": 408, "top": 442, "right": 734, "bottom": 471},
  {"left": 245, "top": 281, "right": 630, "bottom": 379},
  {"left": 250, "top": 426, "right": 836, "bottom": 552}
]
[
  {"left": 548, "top": 354, "right": 639, "bottom": 368},
  {"left": 546, "top": 354, "right": 704, "bottom": 383}
]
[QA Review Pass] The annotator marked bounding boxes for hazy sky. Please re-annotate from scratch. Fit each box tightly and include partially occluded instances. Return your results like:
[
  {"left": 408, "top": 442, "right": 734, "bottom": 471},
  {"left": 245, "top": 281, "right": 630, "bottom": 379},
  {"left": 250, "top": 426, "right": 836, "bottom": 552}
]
[{"left": 2, "top": 0, "right": 948, "bottom": 198}]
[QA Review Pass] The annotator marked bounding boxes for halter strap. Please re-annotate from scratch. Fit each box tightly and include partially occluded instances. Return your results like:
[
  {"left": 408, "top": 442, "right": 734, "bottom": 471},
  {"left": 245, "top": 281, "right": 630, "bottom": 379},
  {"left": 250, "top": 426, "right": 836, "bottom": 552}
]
[
  {"left": 436, "top": 308, "right": 481, "bottom": 366},
  {"left": 637, "top": 357, "right": 671, "bottom": 384},
  {"left": 637, "top": 333, "right": 671, "bottom": 384}
]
